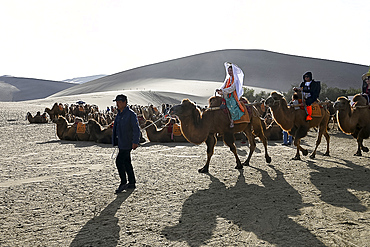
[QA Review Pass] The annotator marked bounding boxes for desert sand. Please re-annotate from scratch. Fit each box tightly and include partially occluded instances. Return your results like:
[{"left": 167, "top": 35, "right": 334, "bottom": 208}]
[{"left": 0, "top": 97, "right": 369, "bottom": 247}]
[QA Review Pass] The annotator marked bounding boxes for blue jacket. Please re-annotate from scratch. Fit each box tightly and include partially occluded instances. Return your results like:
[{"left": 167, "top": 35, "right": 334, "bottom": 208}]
[{"left": 112, "top": 107, "right": 140, "bottom": 150}]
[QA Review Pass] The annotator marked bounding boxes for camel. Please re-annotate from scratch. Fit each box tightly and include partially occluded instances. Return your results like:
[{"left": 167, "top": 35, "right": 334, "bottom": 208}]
[
  {"left": 144, "top": 118, "right": 188, "bottom": 143},
  {"left": 170, "top": 97, "right": 271, "bottom": 173},
  {"left": 265, "top": 91, "right": 330, "bottom": 160},
  {"left": 26, "top": 112, "right": 48, "bottom": 123},
  {"left": 54, "top": 116, "right": 77, "bottom": 141},
  {"left": 73, "top": 118, "right": 90, "bottom": 141},
  {"left": 45, "top": 103, "right": 65, "bottom": 121},
  {"left": 334, "top": 95, "right": 370, "bottom": 156},
  {"left": 87, "top": 119, "right": 113, "bottom": 144}
]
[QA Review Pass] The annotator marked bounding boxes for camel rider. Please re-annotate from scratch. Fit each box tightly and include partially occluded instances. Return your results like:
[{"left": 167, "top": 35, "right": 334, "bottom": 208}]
[
  {"left": 361, "top": 67, "right": 370, "bottom": 103},
  {"left": 294, "top": 71, "right": 321, "bottom": 121},
  {"left": 216, "top": 62, "right": 245, "bottom": 128}
]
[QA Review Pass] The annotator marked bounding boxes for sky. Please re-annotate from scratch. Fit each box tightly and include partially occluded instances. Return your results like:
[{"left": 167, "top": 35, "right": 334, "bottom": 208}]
[{"left": 1, "top": 0, "right": 369, "bottom": 81}]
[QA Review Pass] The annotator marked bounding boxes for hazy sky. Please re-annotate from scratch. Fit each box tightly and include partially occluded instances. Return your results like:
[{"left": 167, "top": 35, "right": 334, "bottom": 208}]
[{"left": 1, "top": 0, "right": 369, "bottom": 81}]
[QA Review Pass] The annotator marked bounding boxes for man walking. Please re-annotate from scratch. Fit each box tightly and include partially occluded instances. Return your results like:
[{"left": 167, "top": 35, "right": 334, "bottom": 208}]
[{"left": 112, "top": 94, "right": 140, "bottom": 193}]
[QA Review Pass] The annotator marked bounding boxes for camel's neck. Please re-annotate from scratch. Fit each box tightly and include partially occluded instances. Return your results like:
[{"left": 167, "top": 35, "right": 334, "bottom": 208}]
[
  {"left": 178, "top": 112, "right": 210, "bottom": 145},
  {"left": 270, "top": 101, "right": 295, "bottom": 130},
  {"left": 56, "top": 121, "right": 67, "bottom": 139},
  {"left": 336, "top": 106, "right": 357, "bottom": 133}
]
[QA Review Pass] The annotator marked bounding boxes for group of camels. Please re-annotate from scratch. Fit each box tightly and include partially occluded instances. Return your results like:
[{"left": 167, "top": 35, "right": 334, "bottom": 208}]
[
  {"left": 169, "top": 91, "right": 369, "bottom": 173},
  {"left": 28, "top": 91, "right": 369, "bottom": 172}
]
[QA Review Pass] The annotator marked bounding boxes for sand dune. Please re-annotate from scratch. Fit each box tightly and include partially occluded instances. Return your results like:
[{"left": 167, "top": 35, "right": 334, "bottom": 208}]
[
  {"left": 53, "top": 49, "right": 368, "bottom": 97},
  {"left": 0, "top": 76, "right": 74, "bottom": 102},
  {"left": 6, "top": 49, "right": 369, "bottom": 108}
]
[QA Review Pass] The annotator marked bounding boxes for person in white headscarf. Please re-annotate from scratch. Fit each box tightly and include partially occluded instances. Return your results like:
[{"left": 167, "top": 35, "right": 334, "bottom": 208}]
[{"left": 216, "top": 62, "right": 245, "bottom": 127}]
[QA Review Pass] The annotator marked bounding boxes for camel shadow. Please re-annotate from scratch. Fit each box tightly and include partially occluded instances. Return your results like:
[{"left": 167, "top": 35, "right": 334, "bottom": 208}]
[
  {"left": 36, "top": 139, "right": 113, "bottom": 148},
  {"left": 162, "top": 167, "right": 325, "bottom": 246},
  {"left": 307, "top": 158, "right": 370, "bottom": 212},
  {"left": 70, "top": 191, "right": 133, "bottom": 247},
  {"left": 139, "top": 142, "right": 195, "bottom": 148}
]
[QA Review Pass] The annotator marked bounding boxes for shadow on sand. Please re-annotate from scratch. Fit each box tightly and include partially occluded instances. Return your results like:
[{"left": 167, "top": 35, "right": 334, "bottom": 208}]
[
  {"left": 70, "top": 191, "right": 133, "bottom": 247},
  {"left": 308, "top": 158, "right": 370, "bottom": 212},
  {"left": 162, "top": 166, "right": 325, "bottom": 246}
]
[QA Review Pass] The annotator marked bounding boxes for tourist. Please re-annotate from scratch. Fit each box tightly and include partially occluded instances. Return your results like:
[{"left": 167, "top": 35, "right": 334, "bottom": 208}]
[
  {"left": 112, "top": 94, "right": 140, "bottom": 193},
  {"left": 294, "top": 71, "right": 321, "bottom": 121},
  {"left": 216, "top": 62, "right": 245, "bottom": 128}
]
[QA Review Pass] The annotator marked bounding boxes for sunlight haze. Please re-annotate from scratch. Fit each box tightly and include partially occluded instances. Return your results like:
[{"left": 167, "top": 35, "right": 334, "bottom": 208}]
[{"left": 1, "top": 0, "right": 368, "bottom": 81}]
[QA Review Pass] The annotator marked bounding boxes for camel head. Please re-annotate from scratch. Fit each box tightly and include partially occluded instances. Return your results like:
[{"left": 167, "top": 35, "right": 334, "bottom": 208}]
[
  {"left": 170, "top": 99, "right": 200, "bottom": 118},
  {"left": 265, "top": 91, "right": 285, "bottom": 107},
  {"left": 334, "top": 96, "right": 351, "bottom": 111}
]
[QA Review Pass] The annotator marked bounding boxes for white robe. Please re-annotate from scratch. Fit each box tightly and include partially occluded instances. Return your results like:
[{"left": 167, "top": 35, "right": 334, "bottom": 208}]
[{"left": 220, "top": 62, "right": 244, "bottom": 99}]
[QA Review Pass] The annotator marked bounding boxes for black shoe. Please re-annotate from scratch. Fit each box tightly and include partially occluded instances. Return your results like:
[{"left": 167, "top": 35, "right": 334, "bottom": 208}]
[
  {"left": 115, "top": 184, "right": 128, "bottom": 194},
  {"left": 127, "top": 183, "right": 136, "bottom": 189},
  {"left": 282, "top": 143, "right": 289, "bottom": 146}
]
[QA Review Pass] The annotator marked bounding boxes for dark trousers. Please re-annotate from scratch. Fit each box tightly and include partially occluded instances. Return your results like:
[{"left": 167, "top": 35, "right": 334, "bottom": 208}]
[{"left": 116, "top": 149, "right": 136, "bottom": 185}]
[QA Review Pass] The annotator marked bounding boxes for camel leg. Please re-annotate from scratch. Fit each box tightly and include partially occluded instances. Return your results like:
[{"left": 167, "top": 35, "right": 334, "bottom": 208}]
[
  {"left": 252, "top": 118, "right": 271, "bottom": 163},
  {"left": 199, "top": 133, "right": 217, "bottom": 173},
  {"left": 223, "top": 132, "right": 242, "bottom": 169},
  {"left": 310, "top": 130, "right": 323, "bottom": 159},
  {"left": 292, "top": 138, "right": 301, "bottom": 160},
  {"left": 323, "top": 130, "right": 330, "bottom": 156},
  {"left": 355, "top": 138, "right": 363, "bottom": 156},
  {"left": 242, "top": 130, "right": 256, "bottom": 166}
]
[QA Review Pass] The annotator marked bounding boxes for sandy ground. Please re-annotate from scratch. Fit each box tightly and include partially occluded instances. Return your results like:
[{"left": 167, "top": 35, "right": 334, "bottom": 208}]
[{"left": 0, "top": 101, "right": 369, "bottom": 247}]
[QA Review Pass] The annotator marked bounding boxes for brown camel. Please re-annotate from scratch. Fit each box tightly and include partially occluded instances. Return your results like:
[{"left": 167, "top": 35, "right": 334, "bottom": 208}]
[
  {"left": 73, "top": 118, "right": 90, "bottom": 141},
  {"left": 45, "top": 103, "right": 65, "bottom": 121},
  {"left": 54, "top": 116, "right": 77, "bottom": 141},
  {"left": 87, "top": 119, "right": 113, "bottom": 144},
  {"left": 334, "top": 95, "right": 370, "bottom": 156},
  {"left": 170, "top": 97, "right": 271, "bottom": 173},
  {"left": 26, "top": 112, "right": 48, "bottom": 123},
  {"left": 144, "top": 118, "right": 188, "bottom": 143},
  {"left": 265, "top": 91, "right": 330, "bottom": 160}
]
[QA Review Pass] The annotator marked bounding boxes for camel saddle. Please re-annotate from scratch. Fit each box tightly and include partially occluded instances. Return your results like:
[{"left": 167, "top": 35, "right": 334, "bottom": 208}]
[
  {"left": 172, "top": 123, "right": 182, "bottom": 136},
  {"left": 311, "top": 102, "right": 322, "bottom": 117},
  {"left": 294, "top": 101, "right": 322, "bottom": 117},
  {"left": 76, "top": 122, "right": 87, "bottom": 134}
]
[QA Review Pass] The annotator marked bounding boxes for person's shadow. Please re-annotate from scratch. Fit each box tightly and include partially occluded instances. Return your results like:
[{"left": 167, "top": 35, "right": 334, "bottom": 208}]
[
  {"left": 307, "top": 158, "right": 370, "bottom": 212},
  {"left": 162, "top": 166, "right": 325, "bottom": 246},
  {"left": 70, "top": 191, "right": 133, "bottom": 247}
]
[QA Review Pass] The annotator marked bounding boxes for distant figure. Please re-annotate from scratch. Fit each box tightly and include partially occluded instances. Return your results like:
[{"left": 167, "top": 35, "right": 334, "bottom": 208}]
[
  {"left": 112, "top": 94, "right": 140, "bottom": 193},
  {"left": 294, "top": 71, "right": 321, "bottom": 121},
  {"left": 282, "top": 131, "right": 292, "bottom": 146},
  {"left": 216, "top": 62, "right": 245, "bottom": 128},
  {"left": 106, "top": 106, "right": 110, "bottom": 113},
  {"left": 362, "top": 67, "right": 370, "bottom": 95}
]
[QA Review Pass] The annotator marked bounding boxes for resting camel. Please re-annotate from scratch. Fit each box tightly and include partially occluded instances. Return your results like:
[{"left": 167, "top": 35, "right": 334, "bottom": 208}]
[
  {"left": 73, "top": 118, "right": 90, "bottom": 141},
  {"left": 87, "top": 119, "right": 113, "bottom": 144},
  {"left": 54, "top": 116, "right": 77, "bottom": 141},
  {"left": 334, "top": 94, "right": 370, "bottom": 156},
  {"left": 26, "top": 112, "right": 48, "bottom": 123},
  {"left": 45, "top": 103, "right": 65, "bottom": 121},
  {"left": 144, "top": 118, "right": 188, "bottom": 143},
  {"left": 265, "top": 91, "right": 330, "bottom": 160},
  {"left": 170, "top": 97, "right": 271, "bottom": 173}
]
